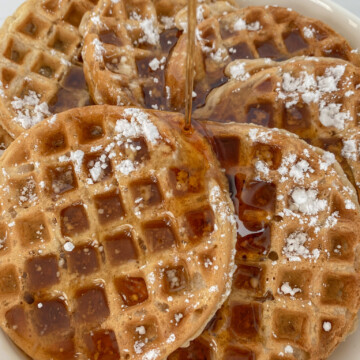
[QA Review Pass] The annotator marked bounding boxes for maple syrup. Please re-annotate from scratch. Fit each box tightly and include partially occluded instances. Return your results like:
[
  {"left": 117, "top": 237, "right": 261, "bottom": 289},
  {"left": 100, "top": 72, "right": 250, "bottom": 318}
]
[
  {"left": 25, "top": 255, "right": 59, "bottom": 290},
  {"left": 32, "top": 299, "right": 71, "bottom": 335},
  {"left": 230, "top": 303, "right": 262, "bottom": 339},
  {"left": 84, "top": 329, "right": 120, "bottom": 360},
  {"left": 283, "top": 30, "right": 309, "bottom": 53},
  {"left": 168, "top": 339, "right": 212, "bottom": 359},
  {"left": 67, "top": 245, "right": 100, "bottom": 275},
  {"left": 115, "top": 276, "right": 148, "bottom": 307},
  {"left": 143, "top": 219, "right": 177, "bottom": 252},
  {"left": 104, "top": 230, "right": 138, "bottom": 265},
  {"left": 75, "top": 286, "right": 110, "bottom": 324},
  {"left": 184, "top": 0, "right": 197, "bottom": 131},
  {"left": 224, "top": 347, "right": 256, "bottom": 360},
  {"left": 5, "top": 306, "right": 27, "bottom": 337},
  {"left": 60, "top": 203, "right": 89, "bottom": 236},
  {"left": 94, "top": 191, "right": 125, "bottom": 224}
]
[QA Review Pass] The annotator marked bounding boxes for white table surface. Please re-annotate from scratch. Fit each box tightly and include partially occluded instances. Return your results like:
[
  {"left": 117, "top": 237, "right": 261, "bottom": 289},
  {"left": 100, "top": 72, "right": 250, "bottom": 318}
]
[{"left": 0, "top": 0, "right": 359, "bottom": 360}]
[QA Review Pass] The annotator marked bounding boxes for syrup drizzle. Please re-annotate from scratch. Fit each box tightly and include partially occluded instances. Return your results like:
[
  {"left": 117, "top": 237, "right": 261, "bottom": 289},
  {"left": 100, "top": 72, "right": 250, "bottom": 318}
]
[{"left": 184, "top": 0, "right": 197, "bottom": 131}]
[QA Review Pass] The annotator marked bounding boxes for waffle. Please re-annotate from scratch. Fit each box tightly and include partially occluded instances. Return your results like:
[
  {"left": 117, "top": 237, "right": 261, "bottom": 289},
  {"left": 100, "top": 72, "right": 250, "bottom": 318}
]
[
  {"left": 0, "top": 105, "right": 236, "bottom": 360},
  {"left": 80, "top": 0, "right": 238, "bottom": 111},
  {"left": 0, "top": 0, "right": 98, "bottom": 139},
  {"left": 0, "top": 125, "right": 12, "bottom": 157},
  {"left": 194, "top": 56, "right": 360, "bottom": 199},
  {"left": 167, "top": 5, "right": 360, "bottom": 111},
  {"left": 169, "top": 122, "right": 360, "bottom": 360}
]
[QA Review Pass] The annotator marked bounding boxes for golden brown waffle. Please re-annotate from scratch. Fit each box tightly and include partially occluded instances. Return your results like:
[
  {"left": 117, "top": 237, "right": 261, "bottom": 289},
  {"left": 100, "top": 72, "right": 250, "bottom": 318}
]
[
  {"left": 341, "top": 129, "right": 360, "bottom": 192},
  {"left": 167, "top": 5, "right": 360, "bottom": 111},
  {"left": 80, "top": 0, "right": 238, "bottom": 111},
  {"left": 0, "top": 125, "right": 12, "bottom": 157},
  {"left": 0, "top": 106, "right": 236, "bottom": 360},
  {"left": 0, "top": 0, "right": 98, "bottom": 138},
  {"left": 194, "top": 56, "right": 360, "bottom": 199},
  {"left": 169, "top": 122, "right": 360, "bottom": 360}
]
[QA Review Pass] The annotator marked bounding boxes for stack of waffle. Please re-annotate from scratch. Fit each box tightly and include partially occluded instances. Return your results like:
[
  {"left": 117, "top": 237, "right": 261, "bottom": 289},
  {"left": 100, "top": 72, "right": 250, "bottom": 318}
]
[{"left": 0, "top": 1, "right": 359, "bottom": 360}]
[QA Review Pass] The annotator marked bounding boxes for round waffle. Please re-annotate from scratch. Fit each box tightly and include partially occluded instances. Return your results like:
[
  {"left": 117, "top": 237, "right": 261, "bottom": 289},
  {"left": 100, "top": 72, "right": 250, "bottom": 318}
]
[
  {"left": 0, "top": 0, "right": 98, "bottom": 138},
  {"left": 167, "top": 5, "right": 360, "bottom": 111},
  {"left": 194, "top": 56, "right": 360, "bottom": 199},
  {"left": 169, "top": 122, "right": 360, "bottom": 360},
  {"left": 0, "top": 106, "right": 236, "bottom": 360},
  {"left": 80, "top": 0, "right": 238, "bottom": 111}
]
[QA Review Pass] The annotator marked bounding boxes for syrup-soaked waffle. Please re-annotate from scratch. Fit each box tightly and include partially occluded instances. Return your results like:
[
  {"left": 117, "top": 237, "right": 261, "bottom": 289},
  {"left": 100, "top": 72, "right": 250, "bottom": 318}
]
[
  {"left": 80, "top": 0, "right": 238, "bottom": 111},
  {"left": 194, "top": 56, "right": 360, "bottom": 199},
  {"left": 167, "top": 5, "right": 360, "bottom": 111},
  {"left": 169, "top": 122, "right": 360, "bottom": 360},
  {"left": 0, "top": 0, "right": 98, "bottom": 139},
  {"left": 0, "top": 106, "right": 236, "bottom": 360}
]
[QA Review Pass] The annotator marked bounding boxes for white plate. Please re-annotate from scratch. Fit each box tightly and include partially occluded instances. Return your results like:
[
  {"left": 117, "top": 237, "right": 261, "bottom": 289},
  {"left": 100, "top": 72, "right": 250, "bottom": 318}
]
[{"left": 0, "top": 0, "right": 359, "bottom": 359}]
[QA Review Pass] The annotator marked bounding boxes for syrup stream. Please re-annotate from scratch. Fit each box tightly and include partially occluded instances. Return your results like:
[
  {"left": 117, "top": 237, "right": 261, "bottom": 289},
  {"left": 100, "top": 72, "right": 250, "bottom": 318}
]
[{"left": 184, "top": 0, "right": 197, "bottom": 131}]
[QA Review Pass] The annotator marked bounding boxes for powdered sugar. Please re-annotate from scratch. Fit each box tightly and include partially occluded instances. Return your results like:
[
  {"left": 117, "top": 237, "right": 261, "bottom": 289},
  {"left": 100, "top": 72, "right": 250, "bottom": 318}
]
[
  {"left": 342, "top": 139, "right": 357, "bottom": 160},
  {"left": 59, "top": 150, "right": 84, "bottom": 174},
  {"left": 92, "top": 38, "right": 105, "bottom": 61},
  {"left": 234, "top": 17, "right": 262, "bottom": 32},
  {"left": 64, "top": 241, "right": 75, "bottom": 252},
  {"left": 149, "top": 57, "right": 166, "bottom": 71},
  {"left": 303, "top": 26, "right": 315, "bottom": 38},
  {"left": 277, "top": 64, "right": 352, "bottom": 129},
  {"left": 323, "top": 321, "right": 332, "bottom": 332},
  {"left": 319, "top": 151, "right": 336, "bottom": 171},
  {"left": 142, "top": 350, "right": 160, "bottom": 360},
  {"left": 116, "top": 159, "right": 135, "bottom": 175},
  {"left": 284, "top": 345, "right": 293, "bottom": 354},
  {"left": 129, "top": 13, "right": 159, "bottom": 45},
  {"left": 161, "top": 16, "right": 175, "bottom": 30},
  {"left": 115, "top": 108, "right": 161, "bottom": 145},
  {"left": 255, "top": 161, "right": 270, "bottom": 177},
  {"left": 283, "top": 232, "right": 319, "bottom": 262},
  {"left": 228, "top": 62, "right": 250, "bottom": 81},
  {"left": 290, "top": 188, "right": 327, "bottom": 215},
  {"left": 319, "top": 102, "right": 351, "bottom": 130},
  {"left": 278, "top": 282, "right": 301, "bottom": 296},
  {"left": 11, "top": 91, "right": 51, "bottom": 129},
  {"left": 248, "top": 128, "right": 272, "bottom": 142},
  {"left": 278, "top": 154, "right": 314, "bottom": 184}
]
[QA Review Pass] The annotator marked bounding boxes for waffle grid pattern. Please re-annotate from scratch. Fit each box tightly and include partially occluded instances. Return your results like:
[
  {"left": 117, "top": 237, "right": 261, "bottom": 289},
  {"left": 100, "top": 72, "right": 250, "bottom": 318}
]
[
  {"left": 168, "top": 123, "right": 360, "bottom": 360},
  {"left": 193, "top": 57, "right": 360, "bottom": 200},
  {"left": 81, "top": 0, "right": 190, "bottom": 110},
  {"left": 0, "top": 106, "right": 236, "bottom": 360},
  {"left": 168, "top": 5, "right": 360, "bottom": 111},
  {"left": 0, "top": 0, "right": 98, "bottom": 138}
]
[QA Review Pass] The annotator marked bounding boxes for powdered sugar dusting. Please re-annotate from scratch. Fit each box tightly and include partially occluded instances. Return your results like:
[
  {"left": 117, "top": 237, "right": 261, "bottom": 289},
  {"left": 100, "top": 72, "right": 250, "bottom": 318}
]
[
  {"left": 228, "top": 62, "right": 250, "bottom": 81},
  {"left": 342, "top": 139, "right": 357, "bottom": 160},
  {"left": 116, "top": 159, "right": 135, "bottom": 175},
  {"left": 115, "top": 108, "right": 161, "bottom": 145},
  {"left": 234, "top": 17, "right": 262, "bottom": 32},
  {"left": 11, "top": 91, "right": 51, "bottom": 129},
  {"left": 283, "top": 232, "right": 319, "bottom": 262},
  {"left": 277, "top": 64, "right": 352, "bottom": 130},
  {"left": 92, "top": 38, "right": 105, "bottom": 61},
  {"left": 142, "top": 350, "right": 160, "bottom": 360},
  {"left": 290, "top": 188, "right": 327, "bottom": 215}
]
